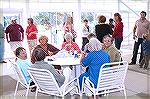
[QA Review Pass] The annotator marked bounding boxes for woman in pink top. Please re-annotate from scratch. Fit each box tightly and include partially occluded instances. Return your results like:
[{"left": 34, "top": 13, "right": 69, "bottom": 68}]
[{"left": 62, "top": 33, "right": 81, "bottom": 54}]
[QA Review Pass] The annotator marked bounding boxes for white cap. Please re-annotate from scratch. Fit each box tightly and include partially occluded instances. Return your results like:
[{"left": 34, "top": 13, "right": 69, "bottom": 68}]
[{"left": 11, "top": 17, "right": 17, "bottom": 21}]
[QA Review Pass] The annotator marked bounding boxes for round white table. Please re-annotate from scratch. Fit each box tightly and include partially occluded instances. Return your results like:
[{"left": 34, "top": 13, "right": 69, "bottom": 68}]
[{"left": 45, "top": 56, "right": 82, "bottom": 78}]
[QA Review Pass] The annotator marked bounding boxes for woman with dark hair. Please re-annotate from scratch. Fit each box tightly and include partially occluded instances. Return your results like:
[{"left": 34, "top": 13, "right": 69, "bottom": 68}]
[
  {"left": 31, "top": 36, "right": 61, "bottom": 69},
  {"left": 112, "top": 13, "right": 124, "bottom": 50},
  {"left": 95, "top": 15, "right": 112, "bottom": 43},
  {"left": 26, "top": 18, "right": 38, "bottom": 55}
]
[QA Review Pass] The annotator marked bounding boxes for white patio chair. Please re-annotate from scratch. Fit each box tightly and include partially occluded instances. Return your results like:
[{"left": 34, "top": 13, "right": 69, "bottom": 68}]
[
  {"left": 27, "top": 67, "right": 78, "bottom": 99},
  {"left": 8, "top": 59, "right": 35, "bottom": 97},
  {"left": 82, "top": 61, "right": 128, "bottom": 99}
]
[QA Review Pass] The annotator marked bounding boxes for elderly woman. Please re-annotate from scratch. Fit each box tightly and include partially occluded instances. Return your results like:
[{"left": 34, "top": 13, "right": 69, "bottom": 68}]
[
  {"left": 79, "top": 38, "right": 110, "bottom": 99},
  {"left": 31, "top": 36, "right": 61, "bottom": 69},
  {"left": 102, "top": 35, "right": 121, "bottom": 62},
  {"left": 62, "top": 33, "right": 81, "bottom": 54}
]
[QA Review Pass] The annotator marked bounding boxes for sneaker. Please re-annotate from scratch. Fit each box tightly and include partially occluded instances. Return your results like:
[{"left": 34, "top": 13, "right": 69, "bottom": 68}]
[
  {"left": 129, "top": 62, "right": 136, "bottom": 65},
  {"left": 143, "top": 66, "right": 148, "bottom": 70}
]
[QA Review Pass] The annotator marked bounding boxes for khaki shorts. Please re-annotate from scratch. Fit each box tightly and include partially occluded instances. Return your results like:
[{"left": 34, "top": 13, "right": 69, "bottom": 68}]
[{"left": 27, "top": 39, "right": 37, "bottom": 51}]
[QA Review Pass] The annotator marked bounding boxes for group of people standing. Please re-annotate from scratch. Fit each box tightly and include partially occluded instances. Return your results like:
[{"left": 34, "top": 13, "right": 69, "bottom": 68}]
[
  {"left": 81, "top": 12, "right": 124, "bottom": 52},
  {"left": 5, "top": 17, "right": 38, "bottom": 55}
]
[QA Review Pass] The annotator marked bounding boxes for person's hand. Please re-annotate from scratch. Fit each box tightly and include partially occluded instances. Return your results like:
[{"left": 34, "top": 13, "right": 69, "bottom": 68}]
[
  {"left": 81, "top": 51, "right": 86, "bottom": 58},
  {"left": 56, "top": 69, "right": 63, "bottom": 74},
  {"left": 28, "top": 32, "right": 33, "bottom": 37},
  {"left": 48, "top": 51, "right": 53, "bottom": 56},
  {"left": 64, "top": 43, "right": 71, "bottom": 49},
  {"left": 80, "top": 52, "right": 86, "bottom": 64},
  {"left": 82, "top": 67, "right": 87, "bottom": 72}
]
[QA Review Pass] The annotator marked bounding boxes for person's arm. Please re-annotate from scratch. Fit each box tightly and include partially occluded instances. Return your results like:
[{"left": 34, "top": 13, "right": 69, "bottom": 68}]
[
  {"left": 133, "top": 25, "right": 137, "bottom": 39},
  {"left": 133, "top": 23, "right": 137, "bottom": 39},
  {"left": 73, "top": 43, "right": 81, "bottom": 53},
  {"left": 107, "top": 49, "right": 116, "bottom": 62},
  {"left": 30, "top": 46, "right": 38, "bottom": 64},
  {"left": 61, "top": 42, "right": 68, "bottom": 50},
  {"left": 48, "top": 65, "right": 65, "bottom": 83},
  {"left": 20, "top": 25, "right": 24, "bottom": 41},
  {"left": 5, "top": 26, "right": 10, "bottom": 43},
  {"left": 81, "top": 53, "right": 92, "bottom": 66},
  {"left": 48, "top": 44, "right": 60, "bottom": 55},
  {"left": 28, "top": 24, "right": 38, "bottom": 37}
]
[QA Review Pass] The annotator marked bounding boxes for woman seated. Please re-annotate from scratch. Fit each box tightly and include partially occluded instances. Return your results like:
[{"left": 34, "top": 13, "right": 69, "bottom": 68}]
[
  {"left": 31, "top": 48, "right": 72, "bottom": 87},
  {"left": 102, "top": 35, "right": 121, "bottom": 62},
  {"left": 79, "top": 38, "right": 110, "bottom": 99},
  {"left": 31, "top": 36, "right": 61, "bottom": 69},
  {"left": 62, "top": 33, "right": 81, "bottom": 54}
]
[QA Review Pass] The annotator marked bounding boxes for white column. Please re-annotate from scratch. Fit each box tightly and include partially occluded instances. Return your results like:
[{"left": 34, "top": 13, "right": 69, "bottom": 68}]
[
  {"left": 73, "top": 0, "right": 82, "bottom": 48},
  {"left": 0, "top": 0, "right": 3, "bottom": 23},
  {"left": 147, "top": 0, "right": 149, "bottom": 20}
]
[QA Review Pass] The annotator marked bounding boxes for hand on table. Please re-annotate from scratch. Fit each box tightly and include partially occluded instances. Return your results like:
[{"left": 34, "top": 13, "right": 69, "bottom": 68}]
[{"left": 48, "top": 51, "right": 53, "bottom": 56}]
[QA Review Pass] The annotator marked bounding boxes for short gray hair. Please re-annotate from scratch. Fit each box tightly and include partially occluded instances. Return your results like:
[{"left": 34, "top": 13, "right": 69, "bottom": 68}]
[
  {"left": 64, "top": 33, "right": 73, "bottom": 40},
  {"left": 88, "top": 38, "right": 102, "bottom": 52}
]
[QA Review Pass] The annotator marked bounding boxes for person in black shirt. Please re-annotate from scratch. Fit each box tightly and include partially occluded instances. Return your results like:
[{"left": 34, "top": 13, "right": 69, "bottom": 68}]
[{"left": 95, "top": 15, "right": 112, "bottom": 43}]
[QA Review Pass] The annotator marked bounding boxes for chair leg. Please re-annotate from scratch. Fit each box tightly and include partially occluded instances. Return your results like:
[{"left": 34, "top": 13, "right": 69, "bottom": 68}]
[
  {"left": 35, "top": 88, "right": 38, "bottom": 97},
  {"left": 14, "top": 81, "right": 19, "bottom": 96},
  {"left": 93, "top": 95, "right": 96, "bottom": 99},
  {"left": 25, "top": 85, "right": 30, "bottom": 97},
  {"left": 123, "top": 88, "right": 127, "bottom": 99}
]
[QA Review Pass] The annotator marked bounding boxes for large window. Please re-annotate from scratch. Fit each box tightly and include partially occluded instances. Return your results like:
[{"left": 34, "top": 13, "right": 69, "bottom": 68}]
[{"left": 31, "top": 12, "right": 72, "bottom": 48}]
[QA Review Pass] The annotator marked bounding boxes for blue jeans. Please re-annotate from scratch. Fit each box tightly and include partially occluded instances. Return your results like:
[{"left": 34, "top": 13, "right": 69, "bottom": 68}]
[
  {"left": 0, "top": 38, "right": 4, "bottom": 61},
  {"left": 114, "top": 37, "right": 123, "bottom": 50}
]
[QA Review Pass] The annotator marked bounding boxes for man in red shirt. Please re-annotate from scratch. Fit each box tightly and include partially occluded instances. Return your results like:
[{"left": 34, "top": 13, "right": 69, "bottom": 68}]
[
  {"left": 5, "top": 17, "right": 24, "bottom": 53},
  {"left": 26, "top": 18, "right": 38, "bottom": 55}
]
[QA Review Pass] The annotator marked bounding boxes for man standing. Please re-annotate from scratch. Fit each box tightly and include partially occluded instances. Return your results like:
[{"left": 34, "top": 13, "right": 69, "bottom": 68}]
[
  {"left": 5, "top": 17, "right": 24, "bottom": 53},
  {"left": 129, "top": 11, "right": 150, "bottom": 65},
  {"left": 0, "top": 23, "right": 6, "bottom": 63}
]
